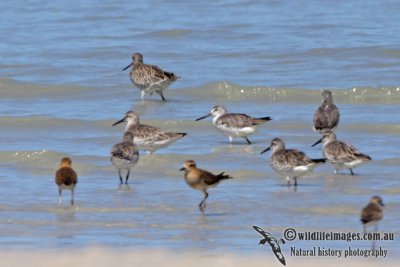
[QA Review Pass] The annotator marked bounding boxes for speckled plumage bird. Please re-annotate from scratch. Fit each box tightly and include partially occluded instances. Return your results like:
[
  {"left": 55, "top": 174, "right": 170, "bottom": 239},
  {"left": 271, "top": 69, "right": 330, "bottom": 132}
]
[
  {"left": 261, "top": 138, "right": 325, "bottom": 186},
  {"left": 196, "top": 105, "right": 272, "bottom": 144},
  {"left": 312, "top": 130, "right": 371, "bottom": 175},
  {"left": 111, "top": 132, "right": 139, "bottom": 184},
  {"left": 113, "top": 111, "right": 186, "bottom": 154},
  {"left": 313, "top": 90, "right": 340, "bottom": 133},
  {"left": 122, "top": 53, "right": 179, "bottom": 101}
]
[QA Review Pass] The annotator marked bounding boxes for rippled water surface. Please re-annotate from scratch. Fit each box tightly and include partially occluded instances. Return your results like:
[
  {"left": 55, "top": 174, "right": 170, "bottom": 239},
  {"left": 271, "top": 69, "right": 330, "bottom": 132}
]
[{"left": 0, "top": 0, "right": 399, "bottom": 259}]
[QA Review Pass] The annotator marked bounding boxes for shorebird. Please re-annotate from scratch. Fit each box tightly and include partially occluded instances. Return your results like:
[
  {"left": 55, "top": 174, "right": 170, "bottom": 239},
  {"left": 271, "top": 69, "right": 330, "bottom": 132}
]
[
  {"left": 195, "top": 105, "right": 272, "bottom": 144},
  {"left": 55, "top": 157, "right": 78, "bottom": 207},
  {"left": 122, "top": 52, "right": 179, "bottom": 101},
  {"left": 180, "top": 160, "right": 232, "bottom": 212},
  {"left": 112, "top": 111, "right": 186, "bottom": 154},
  {"left": 260, "top": 138, "right": 326, "bottom": 186},
  {"left": 110, "top": 132, "right": 139, "bottom": 185},
  {"left": 361, "top": 196, "right": 384, "bottom": 233},
  {"left": 313, "top": 90, "right": 340, "bottom": 133},
  {"left": 312, "top": 130, "right": 371, "bottom": 175}
]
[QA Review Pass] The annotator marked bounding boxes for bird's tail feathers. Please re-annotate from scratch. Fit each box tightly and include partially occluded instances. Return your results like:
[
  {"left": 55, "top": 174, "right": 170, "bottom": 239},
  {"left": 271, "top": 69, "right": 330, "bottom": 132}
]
[
  {"left": 356, "top": 153, "right": 372, "bottom": 161},
  {"left": 252, "top": 117, "right": 272, "bottom": 125},
  {"left": 217, "top": 172, "right": 233, "bottom": 180},
  {"left": 312, "top": 158, "right": 326, "bottom": 164}
]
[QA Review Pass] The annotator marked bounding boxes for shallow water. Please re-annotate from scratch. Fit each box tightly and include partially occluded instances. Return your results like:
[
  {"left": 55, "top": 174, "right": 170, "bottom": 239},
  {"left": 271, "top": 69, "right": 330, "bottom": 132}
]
[{"left": 0, "top": 0, "right": 399, "bottom": 262}]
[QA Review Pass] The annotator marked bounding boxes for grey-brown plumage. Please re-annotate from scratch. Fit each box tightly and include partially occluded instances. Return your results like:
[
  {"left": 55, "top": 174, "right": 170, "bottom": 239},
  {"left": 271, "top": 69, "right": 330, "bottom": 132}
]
[
  {"left": 122, "top": 53, "right": 179, "bottom": 101},
  {"left": 195, "top": 105, "right": 272, "bottom": 144},
  {"left": 112, "top": 111, "right": 186, "bottom": 154},
  {"left": 261, "top": 138, "right": 325, "bottom": 186},
  {"left": 313, "top": 90, "right": 340, "bottom": 133},
  {"left": 111, "top": 132, "right": 139, "bottom": 184},
  {"left": 361, "top": 196, "right": 384, "bottom": 233},
  {"left": 180, "top": 160, "right": 232, "bottom": 212},
  {"left": 312, "top": 130, "right": 371, "bottom": 175},
  {"left": 55, "top": 157, "right": 78, "bottom": 207}
]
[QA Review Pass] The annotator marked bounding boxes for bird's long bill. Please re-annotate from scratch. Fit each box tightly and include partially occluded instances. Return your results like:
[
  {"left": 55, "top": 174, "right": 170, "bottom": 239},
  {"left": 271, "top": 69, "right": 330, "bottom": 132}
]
[
  {"left": 260, "top": 146, "right": 271, "bottom": 154},
  {"left": 179, "top": 167, "right": 185, "bottom": 171},
  {"left": 311, "top": 138, "right": 323, "bottom": 147},
  {"left": 122, "top": 63, "right": 132, "bottom": 71},
  {"left": 112, "top": 117, "right": 127, "bottom": 126},
  {"left": 195, "top": 113, "right": 211, "bottom": 121}
]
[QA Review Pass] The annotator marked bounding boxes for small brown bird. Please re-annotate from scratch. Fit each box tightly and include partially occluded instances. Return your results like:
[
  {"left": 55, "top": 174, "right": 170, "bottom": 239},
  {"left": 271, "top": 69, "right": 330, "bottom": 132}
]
[
  {"left": 361, "top": 196, "right": 384, "bottom": 233},
  {"left": 180, "top": 160, "right": 232, "bottom": 212},
  {"left": 55, "top": 157, "right": 78, "bottom": 207}
]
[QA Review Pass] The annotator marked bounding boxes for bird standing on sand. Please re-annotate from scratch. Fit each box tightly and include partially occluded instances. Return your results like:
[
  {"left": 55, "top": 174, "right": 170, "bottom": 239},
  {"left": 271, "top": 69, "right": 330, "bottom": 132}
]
[
  {"left": 180, "top": 160, "right": 232, "bottom": 212},
  {"left": 113, "top": 111, "right": 186, "bottom": 154},
  {"left": 361, "top": 196, "right": 384, "bottom": 233},
  {"left": 122, "top": 53, "right": 179, "bottom": 101},
  {"left": 261, "top": 138, "right": 326, "bottom": 186},
  {"left": 111, "top": 132, "right": 139, "bottom": 185},
  {"left": 313, "top": 90, "right": 340, "bottom": 133},
  {"left": 196, "top": 105, "right": 272, "bottom": 144},
  {"left": 312, "top": 130, "right": 371, "bottom": 175},
  {"left": 55, "top": 157, "right": 78, "bottom": 207}
]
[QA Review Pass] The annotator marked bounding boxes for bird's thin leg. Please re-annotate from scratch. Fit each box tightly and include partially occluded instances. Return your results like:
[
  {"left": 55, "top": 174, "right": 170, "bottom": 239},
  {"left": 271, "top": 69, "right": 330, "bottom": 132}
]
[
  {"left": 334, "top": 168, "right": 338, "bottom": 174},
  {"left": 286, "top": 177, "right": 291, "bottom": 186},
  {"left": 245, "top": 137, "right": 252, "bottom": 145},
  {"left": 199, "top": 191, "right": 209, "bottom": 212},
  {"left": 141, "top": 90, "right": 146, "bottom": 100},
  {"left": 58, "top": 189, "right": 62, "bottom": 207},
  {"left": 118, "top": 170, "right": 123, "bottom": 184},
  {"left": 125, "top": 170, "right": 130, "bottom": 185},
  {"left": 350, "top": 168, "right": 354, "bottom": 175},
  {"left": 71, "top": 188, "right": 74, "bottom": 206},
  {"left": 228, "top": 136, "right": 234, "bottom": 143},
  {"left": 294, "top": 177, "right": 298, "bottom": 187},
  {"left": 157, "top": 91, "right": 166, "bottom": 101}
]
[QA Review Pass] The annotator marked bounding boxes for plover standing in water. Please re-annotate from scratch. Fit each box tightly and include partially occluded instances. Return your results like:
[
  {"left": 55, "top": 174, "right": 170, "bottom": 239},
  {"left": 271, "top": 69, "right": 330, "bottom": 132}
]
[
  {"left": 122, "top": 53, "right": 180, "bottom": 101},
  {"left": 312, "top": 130, "right": 371, "bottom": 175},
  {"left": 111, "top": 132, "right": 139, "bottom": 185},
  {"left": 113, "top": 111, "right": 186, "bottom": 154},
  {"left": 361, "top": 196, "right": 384, "bottom": 233},
  {"left": 180, "top": 160, "right": 232, "bottom": 213},
  {"left": 260, "top": 138, "right": 326, "bottom": 186},
  {"left": 313, "top": 90, "right": 340, "bottom": 133},
  {"left": 196, "top": 105, "right": 272, "bottom": 144},
  {"left": 55, "top": 157, "right": 78, "bottom": 207}
]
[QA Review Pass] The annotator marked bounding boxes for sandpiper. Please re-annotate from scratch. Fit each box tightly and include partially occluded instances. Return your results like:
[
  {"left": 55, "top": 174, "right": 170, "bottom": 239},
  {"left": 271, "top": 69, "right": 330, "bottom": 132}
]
[
  {"left": 122, "top": 53, "right": 179, "bottom": 101},
  {"left": 180, "top": 160, "right": 232, "bottom": 212},
  {"left": 361, "top": 196, "right": 384, "bottom": 233},
  {"left": 195, "top": 105, "right": 272, "bottom": 144},
  {"left": 312, "top": 130, "right": 371, "bottom": 175},
  {"left": 261, "top": 138, "right": 326, "bottom": 186},
  {"left": 112, "top": 111, "right": 186, "bottom": 154},
  {"left": 313, "top": 90, "right": 340, "bottom": 133},
  {"left": 111, "top": 132, "right": 139, "bottom": 185},
  {"left": 55, "top": 157, "right": 78, "bottom": 207}
]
